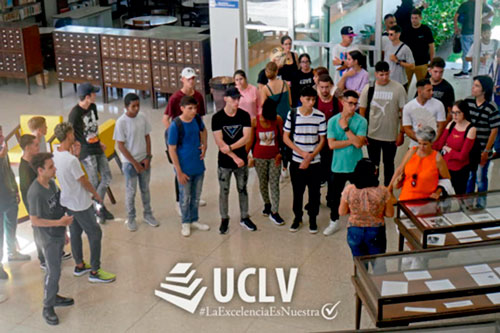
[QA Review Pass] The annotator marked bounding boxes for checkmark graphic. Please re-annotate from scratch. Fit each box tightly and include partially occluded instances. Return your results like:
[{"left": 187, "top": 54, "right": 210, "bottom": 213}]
[{"left": 321, "top": 301, "right": 341, "bottom": 320}]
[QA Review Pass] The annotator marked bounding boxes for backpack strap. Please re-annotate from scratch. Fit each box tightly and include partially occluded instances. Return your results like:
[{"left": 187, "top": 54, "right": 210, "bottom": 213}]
[
  {"left": 173, "top": 117, "right": 184, "bottom": 147},
  {"left": 394, "top": 42, "right": 405, "bottom": 57},
  {"left": 464, "top": 123, "right": 474, "bottom": 138},
  {"left": 448, "top": 121, "right": 457, "bottom": 135}
]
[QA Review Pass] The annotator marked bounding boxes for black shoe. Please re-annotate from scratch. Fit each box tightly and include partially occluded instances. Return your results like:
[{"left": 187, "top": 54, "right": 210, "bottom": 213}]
[
  {"left": 0, "top": 266, "right": 8, "bottom": 279},
  {"left": 269, "top": 212, "right": 285, "bottom": 226},
  {"left": 42, "top": 307, "right": 59, "bottom": 325},
  {"left": 95, "top": 209, "right": 106, "bottom": 224},
  {"left": 219, "top": 218, "right": 229, "bottom": 234},
  {"left": 309, "top": 217, "right": 318, "bottom": 234},
  {"left": 262, "top": 204, "right": 272, "bottom": 216},
  {"left": 453, "top": 71, "right": 469, "bottom": 78},
  {"left": 55, "top": 295, "right": 74, "bottom": 307},
  {"left": 289, "top": 218, "right": 301, "bottom": 232},
  {"left": 61, "top": 252, "right": 72, "bottom": 261},
  {"left": 240, "top": 218, "right": 257, "bottom": 231},
  {"left": 101, "top": 205, "right": 115, "bottom": 220}
]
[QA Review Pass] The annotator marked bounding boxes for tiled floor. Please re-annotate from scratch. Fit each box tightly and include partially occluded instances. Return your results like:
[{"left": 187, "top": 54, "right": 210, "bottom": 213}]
[{"left": 0, "top": 70, "right": 499, "bottom": 332}]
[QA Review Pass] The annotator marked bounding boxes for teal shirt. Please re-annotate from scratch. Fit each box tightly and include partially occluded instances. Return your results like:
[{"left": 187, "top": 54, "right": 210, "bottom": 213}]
[{"left": 327, "top": 113, "right": 367, "bottom": 173}]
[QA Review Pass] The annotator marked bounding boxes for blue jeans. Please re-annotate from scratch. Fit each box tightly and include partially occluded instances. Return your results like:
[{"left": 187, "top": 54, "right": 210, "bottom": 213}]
[
  {"left": 461, "top": 34, "right": 474, "bottom": 72},
  {"left": 347, "top": 226, "right": 386, "bottom": 257},
  {"left": 82, "top": 152, "right": 112, "bottom": 201},
  {"left": 466, "top": 161, "right": 490, "bottom": 208},
  {"left": 123, "top": 162, "right": 152, "bottom": 219},
  {"left": 178, "top": 172, "right": 204, "bottom": 224},
  {"left": 0, "top": 195, "right": 18, "bottom": 261}
]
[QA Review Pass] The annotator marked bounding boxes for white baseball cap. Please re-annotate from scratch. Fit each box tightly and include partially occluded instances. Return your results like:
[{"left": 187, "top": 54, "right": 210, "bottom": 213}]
[{"left": 181, "top": 67, "right": 197, "bottom": 79}]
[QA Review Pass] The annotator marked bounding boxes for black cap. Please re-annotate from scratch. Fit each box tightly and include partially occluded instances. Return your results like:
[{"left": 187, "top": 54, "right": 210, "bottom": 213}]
[
  {"left": 340, "top": 26, "right": 357, "bottom": 36},
  {"left": 77, "top": 82, "right": 100, "bottom": 98},
  {"left": 224, "top": 86, "right": 241, "bottom": 98}
]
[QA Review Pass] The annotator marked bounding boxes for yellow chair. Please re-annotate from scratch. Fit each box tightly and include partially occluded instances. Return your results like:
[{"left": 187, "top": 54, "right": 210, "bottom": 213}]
[{"left": 6, "top": 115, "right": 64, "bottom": 164}]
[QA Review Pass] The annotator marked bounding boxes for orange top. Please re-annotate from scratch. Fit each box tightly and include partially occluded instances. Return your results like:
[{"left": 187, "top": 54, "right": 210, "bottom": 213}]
[{"left": 399, "top": 148, "right": 439, "bottom": 201}]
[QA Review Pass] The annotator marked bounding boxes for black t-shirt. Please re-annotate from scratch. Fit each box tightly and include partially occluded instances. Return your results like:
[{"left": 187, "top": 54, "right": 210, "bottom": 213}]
[
  {"left": 211, "top": 108, "right": 251, "bottom": 169},
  {"left": 19, "top": 158, "right": 37, "bottom": 212},
  {"left": 257, "top": 68, "right": 283, "bottom": 86},
  {"left": 68, "top": 103, "right": 102, "bottom": 160},
  {"left": 27, "top": 180, "right": 66, "bottom": 238},
  {"left": 401, "top": 24, "right": 434, "bottom": 65},
  {"left": 432, "top": 79, "right": 455, "bottom": 111},
  {"left": 457, "top": 0, "right": 491, "bottom": 35},
  {"left": 296, "top": 70, "right": 314, "bottom": 93}
]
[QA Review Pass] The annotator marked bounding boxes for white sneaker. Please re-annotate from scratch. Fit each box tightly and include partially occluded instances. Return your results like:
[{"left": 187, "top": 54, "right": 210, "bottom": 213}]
[
  {"left": 181, "top": 224, "right": 191, "bottom": 237},
  {"left": 199, "top": 199, "right": 207, "bottom": 207},
  {"left": 0, "top": 293, "right": 7, "bottom": 304},
  {"left": 192, "top": 222, "right": 210, "bottom": 231},
  {"left": 176, "top": 202, "right": 182, "bottom": 217},
  {"left": 323, "top": 220, "right": 340, "bottom": 236}
]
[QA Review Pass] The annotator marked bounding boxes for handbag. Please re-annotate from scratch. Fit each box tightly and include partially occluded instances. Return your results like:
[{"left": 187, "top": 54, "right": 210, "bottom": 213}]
[{"left": 453, "top": 34, "right": 462, "bottom": 54}]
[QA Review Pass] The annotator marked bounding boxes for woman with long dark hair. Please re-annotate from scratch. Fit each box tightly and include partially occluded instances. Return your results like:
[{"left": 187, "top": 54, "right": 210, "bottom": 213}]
[{"left": 337, "top": 50, "right": 370, "bottom": 94}]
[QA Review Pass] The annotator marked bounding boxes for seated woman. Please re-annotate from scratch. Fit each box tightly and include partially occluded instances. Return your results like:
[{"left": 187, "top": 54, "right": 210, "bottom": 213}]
[
  {"left": 432, "top": 100, "right": 477, "bottom": 194},
  {"left": 390, "top": 126, "right": 451, "bottom": 201},
  {"left": 337, "top": 50, "right": 370, "bottom": 95},
  {"left": 339, "top": 158, "right": 394, "bottom": 259}
]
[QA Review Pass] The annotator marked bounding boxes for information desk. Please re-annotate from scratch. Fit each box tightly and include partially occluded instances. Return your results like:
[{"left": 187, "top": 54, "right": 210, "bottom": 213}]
[
  {"left": 352, "top": 242, "right": 500, "bottom": 328},
  {"left": 395, "top": 190, "right": 500, "bottom": 250}
]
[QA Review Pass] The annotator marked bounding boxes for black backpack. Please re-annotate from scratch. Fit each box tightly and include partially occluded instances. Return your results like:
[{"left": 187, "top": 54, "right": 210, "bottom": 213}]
[
  {"left": 164, "top": 114, "right": 203, "bottom": 164},
  {"left": 447, "top": 121, "right": 481, "bottom": 169}
]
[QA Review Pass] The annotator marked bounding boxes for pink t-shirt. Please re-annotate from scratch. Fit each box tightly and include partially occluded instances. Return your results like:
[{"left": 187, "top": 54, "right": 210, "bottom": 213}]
[{"left": 238, "top": 84, "right": 261, "bottom": 118}]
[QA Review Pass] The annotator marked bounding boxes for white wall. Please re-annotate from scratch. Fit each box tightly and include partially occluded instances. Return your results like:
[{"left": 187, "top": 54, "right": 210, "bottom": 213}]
[{"left": 209, "top": 5, "right": 246, "bottom": 77}]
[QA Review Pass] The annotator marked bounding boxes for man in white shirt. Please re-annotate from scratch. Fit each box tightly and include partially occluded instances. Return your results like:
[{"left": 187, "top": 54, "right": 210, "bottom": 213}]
[
  {"left": 466, "top": 24, "right": 499, "bottom": 78},
  {"left": 331, "top": 26, "right": 361, "bottom": 85},
  {"left": 402, "top": 79, "right": 447, "bottom": 147},
  {"left": 53, "top": 122, "right": 116, "bottom": 284}
]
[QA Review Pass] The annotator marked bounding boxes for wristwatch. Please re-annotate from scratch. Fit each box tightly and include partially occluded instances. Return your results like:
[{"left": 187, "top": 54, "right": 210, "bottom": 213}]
[
  {"left": 146, "top": 154, "right": 153, "bottom": 160},
  {"left": 343, "top": 127, "right": 350, "bottom": 132}
]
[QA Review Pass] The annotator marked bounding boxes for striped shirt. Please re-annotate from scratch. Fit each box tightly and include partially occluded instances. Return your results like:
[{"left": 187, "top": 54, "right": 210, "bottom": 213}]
[
  {"left": 465, "top": 98, "right": 500, "bottom": 149},
  {"left": 284, "top": 108, "right": 326, "bottom": 164}
]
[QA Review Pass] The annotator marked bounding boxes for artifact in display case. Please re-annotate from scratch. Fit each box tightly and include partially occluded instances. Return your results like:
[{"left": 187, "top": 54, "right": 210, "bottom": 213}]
[
  {"left": 352, "top": 242, "right": 500, "bottom": 328},
  {"left": 394, "top": 190, "right": 500, "bottom": 250}
]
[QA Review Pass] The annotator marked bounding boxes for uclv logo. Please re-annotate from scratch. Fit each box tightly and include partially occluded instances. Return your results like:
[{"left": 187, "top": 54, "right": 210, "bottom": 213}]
[
  {"left": 155, "top": 263, "right": 299, "bottom": 313},
  {"left": 213, "top": 267, "right": 299, "bottom": 303}
]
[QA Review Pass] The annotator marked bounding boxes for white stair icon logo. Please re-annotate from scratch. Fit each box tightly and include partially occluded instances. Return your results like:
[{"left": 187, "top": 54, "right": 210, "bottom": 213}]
[{"left": 155, "top": 263, "right": 207, "bottom": 314}]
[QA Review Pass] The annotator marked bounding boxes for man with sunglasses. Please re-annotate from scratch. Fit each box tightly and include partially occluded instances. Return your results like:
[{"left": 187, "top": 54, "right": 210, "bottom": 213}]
[
  {"left": 383, "top": 25, "right": 415, "bottom": 90},
  {"left": 324, "top": 90, "right": 367, "bottom": 236}
]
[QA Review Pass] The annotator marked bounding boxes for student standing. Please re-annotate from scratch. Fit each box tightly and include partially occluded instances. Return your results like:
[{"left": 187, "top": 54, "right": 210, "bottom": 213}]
[
  {"left": 324, "top": 90, "right": 367, "bottom": 236},
  {"left": 428, "top": 57, "right": 456, "bottom": 118},
  {"left": 27, "top": 153, "right": 74, "bottom": 325},
  {"left": 337, "top": 50, "right": 370, "bottom": 95},
  {"left": 234, "top": 70, "right": 261, "bottom": 118},
  {"left": 331, "top": 26, "right": 361, "bottom": 85},
  {"left": 465, "top": 24, "right": 499, "bottom": 78},
  {"left": 283, "top": 87, "right": 326, "bottom": 233},
  {"left": 28, "top": 116, "right": 48, "bottom": 152},
  {"left": 212, "top": 87, "right": 255, "bottom": 234},
  {"left": 383, "top": 25, "right": 415, "bottom": 90},
  {"left": 168, "top": 96, "right": 210, "bottom": 237},
  {"left": 114, "top": 93, "right": 158, "bottom": 232},
  {"left": 53, "top": 123, "right": 116, "bottom": 283},
  {"left": 68, "top": 83, "right": 114, "bottom": 223}
]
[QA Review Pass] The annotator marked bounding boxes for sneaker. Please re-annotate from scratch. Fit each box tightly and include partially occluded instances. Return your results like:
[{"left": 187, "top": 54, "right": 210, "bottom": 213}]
[
  {"left": 88, "top": 269, "right": 116, "bottom": 283},
  {"left": 126, "top": 217, "right": 137, "bottom": 232},
  {"left": 0, "top": 266, "right": 8, "bottom": 279},
  {"left": 199, "top": 199, "right": 207, "bottom": 207},
  {"left": 61, "top": 252, "right": 72, "bottom": 261},
  {"left": 453, "top": 71, "right": 469, "bottom": 78},
  {"left": 40, "top": 263, "right": 47, "bottom": 271},
  {"left": 8, "top": 252, "right": 30, "bottom": 261},
  {"left": 73, "top": 262, "right": 92, "bottom": 277},
  {"left": 95, "top": 210, "right": 106, "bottom": 224},
  {"left": 42, "top": 306, "right": 59, "bottom": 325},
  {"left": 192, "top": 222, "right": 210, "bottom": 231},
  {"left": 54, "top": 295, "right": 74, "bottom": 307},
  {"left": 0, "top": 293, "right": 7, "bottom": 304},
  {"left": 219, "top": 218, "right": 229, "bottom": 234},
  {"left": 309, "top": 217, "right": 318, "bottom": 234},
  {"left": 176, "top": 202, "right": 182, "bottom": 217},
  {"left": 181, "top": 223, "right": 191, "bottom": 237},
  {"left": 240, "top": 218, "right": 257, "bottom": 231},
  {"left": 289, "top": 218, "right": 301, "bottom": 232},
  {"left": 144, "top": 214, "right": 159, "bottom": 227},
  {"left": 101, "top": 205, "right": 115, "bottom": 220},
  {"left": 320, "top": 181, "right": 327, "bottom": 188},
  {"left": 269, "top": 212, "right": 285, "bottom": 226},
  {"left": 323, "top": 219, "right": 340, "bottom": 236},
  {"left": 262, "top": 203, "right": 272, "bottom": 216}
]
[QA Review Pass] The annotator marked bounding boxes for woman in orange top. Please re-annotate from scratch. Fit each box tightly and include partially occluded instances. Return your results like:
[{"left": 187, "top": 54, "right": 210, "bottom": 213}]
[{"left": 390, "top": 126, "right": 450, "bottom": 201}]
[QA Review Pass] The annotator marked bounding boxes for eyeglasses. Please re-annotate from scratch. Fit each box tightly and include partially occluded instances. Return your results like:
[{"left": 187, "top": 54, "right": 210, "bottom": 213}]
[
  {"left": 450, "top": 111, "right": 462, "bottom": 115},
  {"left": 411, "top": 174, "right": 417, "bottom": 187},
  {"left": 388, "top": 33, "right": 396, "bottom": 36},
  {"left": 346, "top": 101, "right": 358, "bottom": 107}
]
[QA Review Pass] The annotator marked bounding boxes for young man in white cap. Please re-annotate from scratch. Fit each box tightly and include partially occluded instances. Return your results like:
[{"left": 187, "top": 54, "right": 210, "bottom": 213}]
[
  {"left": 162, "top": 67, "right": 207, "bottom": 214},
  {"left": 68, "top": 82, "right": 114, "bottom": 223},
  {"left": 331, "top": 26, "right": 360, "bottom": 85}
]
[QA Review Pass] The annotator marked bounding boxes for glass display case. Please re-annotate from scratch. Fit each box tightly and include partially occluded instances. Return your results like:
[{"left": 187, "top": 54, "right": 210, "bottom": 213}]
[
  {"left": 352, "top": 242, "right": 500, "bottom": 328},
  {"left": 337, "top": 320, "right": 500, "bottom": 332},
  {"left": 395, "top": 191, "right": 500, "bottom": 250}
]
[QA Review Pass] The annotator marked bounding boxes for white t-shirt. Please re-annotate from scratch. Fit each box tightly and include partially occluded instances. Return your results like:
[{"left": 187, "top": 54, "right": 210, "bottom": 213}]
[
  {"left": 402, "top": 98, "right": 446, "bottom": 147},
  {"left": 113, "top": 112, "right": 152, "bottom": 163},
  {"left": 53, "top": 150, "right": 92, "bottom": 211},
  {"left": 467, "top": 39, "right": 499, "bottom": 76},
  {"left": 383, "top": 41, "right": 415, "bottom": 85},
  {"left": 331, "top": 43, "right": 360, "bottom": 85}
]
